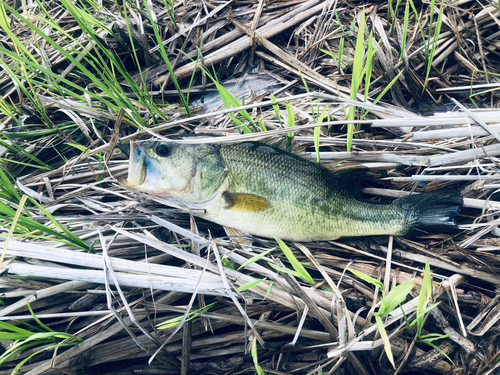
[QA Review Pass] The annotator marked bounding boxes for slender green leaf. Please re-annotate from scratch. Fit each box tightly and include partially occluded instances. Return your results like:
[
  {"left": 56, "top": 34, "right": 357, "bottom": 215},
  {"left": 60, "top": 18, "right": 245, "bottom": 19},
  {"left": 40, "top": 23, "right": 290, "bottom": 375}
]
[
  {"left": 285, "top": 100, "right": 295, "bottom": 150},
  {"left": 264, "top": 280, "right": 273, "bottom": 300},
  {"left": 275, "top": 238, "right": 314, "bottom": 284},
  {"left": 268, "top": 262, "right": 302, "bottom": 279},
  {"left": 363, "top": 31, "right": 374, "bottom": 101},
  {"left": 377, "top": 281, "right": 415, "bottom": 316},
  {"left": 28, "top": 197, "right": 90, "bottom": 251},
  {"left": 424, "top": 341, "right": 453, "bottom": 364},
  {"left": 161, "top": 0, "right": 177, "bottom": 27},
  {"left": 338, "top": 37, "right": 344, "bottom": 70},
  {"left": 270, "top": 93, "right": 283, "bottom": 127},
  {"left": 251, "top": 336, "right": 265, "bottom": 375},
  {"left": 348, "top": 268, "right": 384, "bottom": 294},
  {"left": 420, "top": 332, "right": 452, "bottom": 341},
  {"left": 415, "top": 260, "right": 432, "bottom": 336},
  {"left": 298, "top": 66, "right": 316, "bottom": 121},
  {"left": 236, "top": 278, "right": 266, "bottom": 292},
  {"left": 27, "top": 301, "right": 53, "bottom": 333},
  {"left": 157, "top": 302, "right": 217, "bottom": 329},
  {"left": 346, "top": 9, "right": 365, "bottom": 152},
  {"left": 360, "top": 69, "right": 404, "bottom": 121},
  {"left": 401, "top": 0, "right": 410, "bottom": 61},
  {"left": 375, "top": 315, "right": 395, "bottom": 368},
  {"left": 142, "top": 0, "right": 190, "bottom": 116},
  {"left": 407, "top": 302, "right": 441, "bottom": 331},
  {"left": 253, "top": 116, "right": 268, "bottom": 131},
  {"left": 314, "top": 126, "right": 321, "bottom": 163},
  {"left": 423, "top": 0, "right": 445, "bottom": 91},
  {"left": 11, "top": 342, "right": 77, "bottom": 375},
  {"left": 0, "top": 194, "right": 28, "bottom": 269},
  {"left": 0, "top": 321, "right": 33, "bottom": 335},
  {"left": 238, "top": 248, "right": 274, "bottom": 270},
  {"left": 221, "top": 256, "right": 235, "bottom": 270}
]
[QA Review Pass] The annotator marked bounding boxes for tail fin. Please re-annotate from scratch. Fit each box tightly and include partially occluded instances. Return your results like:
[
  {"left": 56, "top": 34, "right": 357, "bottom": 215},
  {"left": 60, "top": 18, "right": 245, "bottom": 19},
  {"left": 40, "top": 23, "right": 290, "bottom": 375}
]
[{"left": 396, "top": 189, "right": 463, "bottom": 234}]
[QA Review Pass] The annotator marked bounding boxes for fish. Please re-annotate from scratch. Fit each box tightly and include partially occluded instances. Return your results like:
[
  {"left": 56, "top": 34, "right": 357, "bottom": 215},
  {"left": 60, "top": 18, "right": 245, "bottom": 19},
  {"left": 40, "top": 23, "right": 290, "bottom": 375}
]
[{"left": 121, "top": 139, "right": 463, "bottom": 242}]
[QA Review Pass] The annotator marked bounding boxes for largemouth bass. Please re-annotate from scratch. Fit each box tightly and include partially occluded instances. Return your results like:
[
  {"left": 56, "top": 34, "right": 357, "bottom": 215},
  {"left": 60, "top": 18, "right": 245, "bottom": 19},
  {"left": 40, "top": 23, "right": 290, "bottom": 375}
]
[{"left": 121, "top": 139, "right": 462, "bottom": 242}]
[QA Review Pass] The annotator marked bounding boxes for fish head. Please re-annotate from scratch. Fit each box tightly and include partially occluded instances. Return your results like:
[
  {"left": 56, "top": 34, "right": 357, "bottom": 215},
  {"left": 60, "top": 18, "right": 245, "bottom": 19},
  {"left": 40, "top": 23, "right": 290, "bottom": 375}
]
[{"left": 122, "top": 140, "right": 227, "bottom": 203}]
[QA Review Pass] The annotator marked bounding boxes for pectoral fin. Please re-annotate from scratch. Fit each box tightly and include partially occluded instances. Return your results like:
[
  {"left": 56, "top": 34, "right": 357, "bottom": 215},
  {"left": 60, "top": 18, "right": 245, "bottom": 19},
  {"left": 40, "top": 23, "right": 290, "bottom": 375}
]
[{"left": 223, "top": 193, "right": 271, "bottom": 212}]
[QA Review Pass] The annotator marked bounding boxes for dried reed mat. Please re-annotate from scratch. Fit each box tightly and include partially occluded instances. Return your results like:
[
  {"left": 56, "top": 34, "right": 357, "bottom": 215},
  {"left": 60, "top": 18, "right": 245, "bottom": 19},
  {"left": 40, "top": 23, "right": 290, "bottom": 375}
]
[{"left": 1, "top": 0, "right": 500, "bottom": 374}]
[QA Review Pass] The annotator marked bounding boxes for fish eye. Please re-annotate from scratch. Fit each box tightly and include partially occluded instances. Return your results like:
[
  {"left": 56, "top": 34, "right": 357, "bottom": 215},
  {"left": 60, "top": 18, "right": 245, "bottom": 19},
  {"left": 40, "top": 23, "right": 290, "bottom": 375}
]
[{"left": 155, "top": 143, "right": 171, "bottom": 157}]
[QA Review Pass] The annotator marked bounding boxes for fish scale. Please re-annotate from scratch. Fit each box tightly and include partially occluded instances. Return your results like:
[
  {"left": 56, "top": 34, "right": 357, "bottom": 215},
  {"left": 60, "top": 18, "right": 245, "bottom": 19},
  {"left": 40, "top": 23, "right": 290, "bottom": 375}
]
[
  {"left": 122, "top": 139, "right": 463, "bottom": 242},
  {"left": 203, "top": 142, "right": 408, "bottom": 241}
]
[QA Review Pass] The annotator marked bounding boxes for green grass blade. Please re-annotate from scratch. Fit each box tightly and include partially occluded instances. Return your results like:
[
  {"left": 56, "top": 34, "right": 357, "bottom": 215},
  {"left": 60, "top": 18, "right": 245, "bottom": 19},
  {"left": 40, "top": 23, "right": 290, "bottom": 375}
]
[
  {"left": 348, "top": 268, "right": 384, "bottom": 295},
  {"left": 264, "top": 280, "right": 273, "bottom": 299},
  {"left": 236, "top": 278, "right": 266, "bottom": 292},
  {"left": 314, "top": 126, "right": 321, "bottom": 164},
  {"left": 415, "top": 260, "right": 432, "bottom": 336},
  {"left": 363, "top": 31, "right": 374, "bottom": 101},
  {"left": 270, "top": 93, "right": 283, "bottom": 127},
  {"left": 27, "top": 197, "right": 90, "bottom": 251},
  {"left": 0, "top": 321, "right": 33, "bottom": 335},
  {"left": 378, "top": 281, "right": 415, "bottom": 316},
  {"left": 157, "top": 302, "right": 217, "bottom": 329},
  {"left": 253, "top": 116, "right": 267, "bottom": 131},
  {"left": 0, "top": 194, "right": 27, "bottom": 269},
  {"left": 297, "top": 66, "right": 316, "bottom": 121},
  {"left": 268, "top": 262, "right": 302, "bottom": 279},
  {"left": 221, "top": 256, "right": 235, "bottom": 270},
  {"left": 161, "top": 0, "right": 177, "bottom": 28},
  {"left": 338, "top": 37, "right": 344, "bottom": 71},
  {"left": 360, "top": 69, "right": 404, "bottom": 121},
  {"left": 408, "top": 0, "right": 428, "bottom": 59},
  {"left": 10, "top": 343, "right": 77, "bottom": 375},
  {"left": 27, "top": 301, "right": 54, "bottom": 333},
  {"left": 285, "top": 100, "right": 295, "bottom": 150},
  {"left": 423, "top": 341, "right": 453, "bottom": 364},
  {"left": 401, "top": 0, "right": 410, "bottom": 61},
  {"left": 252, "top": 336, "right": 265, "bottom": 375},
  {"left": 347, "top": 9, "right": 366, "bottom": 152},
  {"left": 375, "top": 314, "right": 395, "bottom": 368},
  {"left": 275, "top": 238, "right": 314, "bottom": 285},
  {"left": 0, "top": 167, "right": 22, "bottom": 203},
  {"left": 238, "top": 248, "right": 274, "bottom": 270},
  {"left": 335, "top": 11, "right": 354, "bottom": 49},
  {"left": 313, "top": 104, "right": 329, "bottom": 163},
  {"left": 423, "top": 0, "right": 445, "bottom": 92},
  {"left": 141, "top": 0, "right": 190, "bottom": 116}
]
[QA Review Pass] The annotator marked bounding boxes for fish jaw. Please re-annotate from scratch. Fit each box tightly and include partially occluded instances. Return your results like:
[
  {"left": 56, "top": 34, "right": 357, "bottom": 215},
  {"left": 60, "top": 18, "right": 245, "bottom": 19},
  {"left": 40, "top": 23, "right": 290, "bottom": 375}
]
[
  {"left": 122, "top": 141, "right": 146, "bottom": 188},
  {"left": 121, "top": 141, "right": 168, "bottom": 195}
]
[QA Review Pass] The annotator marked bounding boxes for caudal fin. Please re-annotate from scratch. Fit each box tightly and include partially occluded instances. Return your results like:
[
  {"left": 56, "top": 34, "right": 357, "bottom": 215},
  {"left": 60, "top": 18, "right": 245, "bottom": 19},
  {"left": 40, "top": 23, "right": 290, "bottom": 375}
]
[{"left": 396, "top": 189, "right": 463, "bottom": 234}]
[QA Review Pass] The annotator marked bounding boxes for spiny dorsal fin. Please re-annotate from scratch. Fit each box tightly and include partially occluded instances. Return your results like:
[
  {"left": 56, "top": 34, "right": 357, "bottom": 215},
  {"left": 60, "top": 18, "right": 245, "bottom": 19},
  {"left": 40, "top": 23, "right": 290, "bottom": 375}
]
[
  {"left": 258, "top": 137, "right": 309, "bottom": 156},
  {"left": 325, "top": 163, "right": 369, "bottom": 179},
  {"left": 223, "top": 192, "right": 271, "bottom": 212},
  {"left": 323, "top": 163, "right": 369, "bottom": 197}
]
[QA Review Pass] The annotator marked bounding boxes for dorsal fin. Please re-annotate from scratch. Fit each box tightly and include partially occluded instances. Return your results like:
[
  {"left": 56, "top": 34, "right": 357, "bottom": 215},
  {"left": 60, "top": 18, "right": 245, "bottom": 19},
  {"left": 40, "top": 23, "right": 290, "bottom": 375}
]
[
  {"left": 258, "top": 136, "right": 309, "bottom": 156},
  {"left": 326, "top": 163, "right": 369, "bottom": 178},
  {"left": 323, "top": 163, "right": 369, "bottom": 197}
]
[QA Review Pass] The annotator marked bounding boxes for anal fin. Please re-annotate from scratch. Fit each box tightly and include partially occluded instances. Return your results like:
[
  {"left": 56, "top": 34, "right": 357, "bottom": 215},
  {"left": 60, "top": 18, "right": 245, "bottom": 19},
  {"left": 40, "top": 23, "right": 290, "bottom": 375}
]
[{"left": 224, "top": 226, "right": 254, "bottom": 249}]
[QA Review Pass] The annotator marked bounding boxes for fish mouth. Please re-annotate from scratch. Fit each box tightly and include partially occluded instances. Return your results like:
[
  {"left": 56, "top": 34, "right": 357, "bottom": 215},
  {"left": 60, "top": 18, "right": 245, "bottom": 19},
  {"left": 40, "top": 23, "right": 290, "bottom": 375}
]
[
  {"left": 121, "top": 141, "right": 169, "bottom": 196},
  {"left": 122, "top": 141, "right": 147, "bottom": 188}
]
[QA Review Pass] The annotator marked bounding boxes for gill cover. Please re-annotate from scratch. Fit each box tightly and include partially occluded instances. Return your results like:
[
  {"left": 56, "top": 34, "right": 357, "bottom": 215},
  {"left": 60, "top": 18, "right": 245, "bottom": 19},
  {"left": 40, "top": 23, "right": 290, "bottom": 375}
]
[{"left": 123, "top": 141, "right": 228, "bottom": 203}]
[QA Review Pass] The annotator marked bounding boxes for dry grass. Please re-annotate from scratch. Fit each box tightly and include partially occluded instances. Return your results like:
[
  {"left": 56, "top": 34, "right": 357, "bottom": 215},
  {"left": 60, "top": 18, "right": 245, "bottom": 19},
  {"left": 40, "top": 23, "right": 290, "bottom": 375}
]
[{"left": 1, "top": 0, "right": 500, "bottom": 374}]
